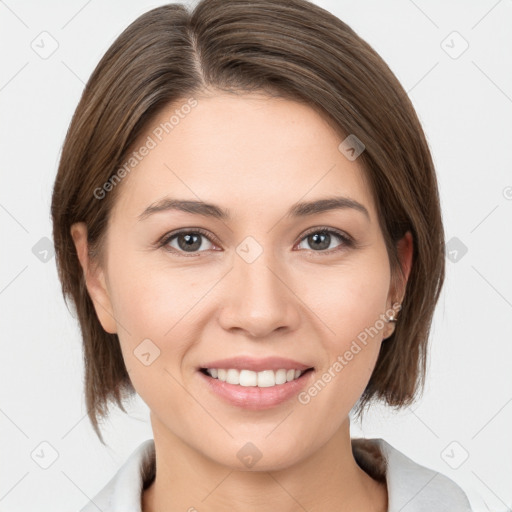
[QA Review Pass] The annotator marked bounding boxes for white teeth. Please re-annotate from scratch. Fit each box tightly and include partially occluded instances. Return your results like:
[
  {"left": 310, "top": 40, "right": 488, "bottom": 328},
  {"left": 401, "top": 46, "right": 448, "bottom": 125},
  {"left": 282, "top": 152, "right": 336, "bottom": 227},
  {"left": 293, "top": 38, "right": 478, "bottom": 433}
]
[
  {"left": 205, "top": 368, "right": 308, "bottom": 387},
  {"left": 226, "top": 369, "right": 239, "bottom": 385},
  {"left": 239, "top": 370, "right": 257, "bottom": 387},
  {"left": 257, "top": 370, "right": 275, "bottom": 388},
  {"left": 275, "top": 369, "right": 287, "bottom": 385}
]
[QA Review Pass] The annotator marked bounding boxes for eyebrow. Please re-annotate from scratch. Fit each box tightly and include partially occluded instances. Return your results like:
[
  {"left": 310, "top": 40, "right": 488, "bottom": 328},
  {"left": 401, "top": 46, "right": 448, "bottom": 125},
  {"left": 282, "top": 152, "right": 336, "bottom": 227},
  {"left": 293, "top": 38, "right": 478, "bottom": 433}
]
[{"left": 137, "top": 196, "right": 370, "bottom": 222}]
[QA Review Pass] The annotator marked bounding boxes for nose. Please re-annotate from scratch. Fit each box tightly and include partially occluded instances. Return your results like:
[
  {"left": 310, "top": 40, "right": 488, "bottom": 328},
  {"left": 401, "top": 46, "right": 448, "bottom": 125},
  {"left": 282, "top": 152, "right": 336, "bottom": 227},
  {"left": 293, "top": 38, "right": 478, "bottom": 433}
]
[{"left": 217, "top": 248, "right": 301, "bottom": 338}]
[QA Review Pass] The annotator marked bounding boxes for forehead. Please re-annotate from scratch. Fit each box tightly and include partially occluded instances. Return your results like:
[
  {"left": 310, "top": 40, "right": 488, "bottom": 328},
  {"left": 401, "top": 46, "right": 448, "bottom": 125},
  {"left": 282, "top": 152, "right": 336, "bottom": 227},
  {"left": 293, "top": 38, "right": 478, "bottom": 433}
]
[{"left": 111, "top": 93, "right": 376, "bottom": 224}]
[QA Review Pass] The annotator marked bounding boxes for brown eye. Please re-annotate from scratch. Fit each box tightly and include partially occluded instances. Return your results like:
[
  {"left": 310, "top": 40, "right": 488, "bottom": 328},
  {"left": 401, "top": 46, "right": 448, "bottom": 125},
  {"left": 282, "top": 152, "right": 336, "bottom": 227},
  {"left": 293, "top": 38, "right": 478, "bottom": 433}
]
[
  {"left": 160, "top": 229, "right": 217, "bottom": 255},
  {"left": 296, "top": 228, "right": 352, "bottom": 253}
]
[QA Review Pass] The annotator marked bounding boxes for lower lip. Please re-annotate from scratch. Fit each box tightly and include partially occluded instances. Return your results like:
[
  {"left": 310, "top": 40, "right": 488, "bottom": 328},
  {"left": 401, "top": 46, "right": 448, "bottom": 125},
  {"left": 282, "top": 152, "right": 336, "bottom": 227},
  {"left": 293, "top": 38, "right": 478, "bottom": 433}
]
[{"left": 198, "top": 370, "right": 314, "bottom": 410}]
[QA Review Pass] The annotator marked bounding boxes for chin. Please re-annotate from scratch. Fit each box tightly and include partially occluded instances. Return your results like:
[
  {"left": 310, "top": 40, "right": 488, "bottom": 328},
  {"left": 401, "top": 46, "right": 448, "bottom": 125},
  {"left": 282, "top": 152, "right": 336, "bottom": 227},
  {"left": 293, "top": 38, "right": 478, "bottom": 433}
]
[{"left": 199, "top": 436, "right": 316, "bottom": 473}]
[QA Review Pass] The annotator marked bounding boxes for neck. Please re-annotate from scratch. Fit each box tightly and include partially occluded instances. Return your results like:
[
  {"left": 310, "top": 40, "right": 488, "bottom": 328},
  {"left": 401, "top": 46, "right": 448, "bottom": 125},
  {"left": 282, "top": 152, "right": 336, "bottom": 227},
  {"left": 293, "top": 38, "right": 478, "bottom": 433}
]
[{"left": 142, "top": 417, "right": 387, "bottom": 512}]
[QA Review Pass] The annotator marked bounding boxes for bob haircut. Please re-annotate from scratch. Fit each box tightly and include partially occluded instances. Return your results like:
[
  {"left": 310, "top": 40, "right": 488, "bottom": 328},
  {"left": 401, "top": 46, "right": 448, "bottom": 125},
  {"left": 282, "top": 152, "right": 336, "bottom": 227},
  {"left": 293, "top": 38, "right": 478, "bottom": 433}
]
[{"left": 51, "top": 0, "right": 445, "bottom": 443}]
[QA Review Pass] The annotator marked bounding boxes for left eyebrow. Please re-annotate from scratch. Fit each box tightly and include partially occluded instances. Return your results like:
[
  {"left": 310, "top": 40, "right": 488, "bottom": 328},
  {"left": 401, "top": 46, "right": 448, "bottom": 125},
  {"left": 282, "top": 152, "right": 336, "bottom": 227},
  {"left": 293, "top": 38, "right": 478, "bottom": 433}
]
[
  {"left": 286, "top": 196, "right": 370, "bottom": 221},
  {"left": 137, "top": 196, "right": 370, "bottom": 222}
]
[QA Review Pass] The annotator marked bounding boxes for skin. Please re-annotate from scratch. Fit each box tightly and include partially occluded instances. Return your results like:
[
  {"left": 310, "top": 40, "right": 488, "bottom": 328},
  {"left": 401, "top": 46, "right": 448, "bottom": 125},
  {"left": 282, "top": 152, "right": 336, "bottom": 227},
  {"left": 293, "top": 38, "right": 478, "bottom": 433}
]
[{"left": 71, "top": 91, "right": 413, "bottom": 512}]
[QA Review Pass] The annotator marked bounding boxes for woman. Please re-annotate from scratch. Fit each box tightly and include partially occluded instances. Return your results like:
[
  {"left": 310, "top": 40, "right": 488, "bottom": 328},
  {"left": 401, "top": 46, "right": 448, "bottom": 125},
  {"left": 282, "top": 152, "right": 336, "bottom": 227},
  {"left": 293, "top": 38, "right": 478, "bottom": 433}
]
[{"left": 51, "top": 0, "right": 472, "bottom": 510}]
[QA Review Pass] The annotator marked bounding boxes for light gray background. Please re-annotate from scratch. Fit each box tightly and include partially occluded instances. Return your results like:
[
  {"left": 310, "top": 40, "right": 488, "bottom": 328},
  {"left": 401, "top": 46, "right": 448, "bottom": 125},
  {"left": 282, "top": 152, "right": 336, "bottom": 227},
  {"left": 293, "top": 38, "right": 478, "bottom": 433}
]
[{"left": 1, "top": 1, "right": 511, "bottom": 511}]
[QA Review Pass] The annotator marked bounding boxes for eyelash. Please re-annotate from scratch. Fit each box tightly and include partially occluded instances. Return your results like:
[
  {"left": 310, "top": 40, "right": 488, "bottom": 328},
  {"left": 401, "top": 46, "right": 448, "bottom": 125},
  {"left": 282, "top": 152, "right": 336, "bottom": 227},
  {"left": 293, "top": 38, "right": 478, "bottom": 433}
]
[{"left": 157, "top": 226, "right": 354, "bottom": 258}]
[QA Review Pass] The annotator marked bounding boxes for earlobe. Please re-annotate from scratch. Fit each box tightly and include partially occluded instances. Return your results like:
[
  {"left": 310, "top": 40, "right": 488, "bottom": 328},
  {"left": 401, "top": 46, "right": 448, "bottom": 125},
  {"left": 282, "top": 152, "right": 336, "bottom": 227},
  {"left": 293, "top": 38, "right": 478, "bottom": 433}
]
[{"left": 70, "top": 222, "right": 118, "bottom": 334}]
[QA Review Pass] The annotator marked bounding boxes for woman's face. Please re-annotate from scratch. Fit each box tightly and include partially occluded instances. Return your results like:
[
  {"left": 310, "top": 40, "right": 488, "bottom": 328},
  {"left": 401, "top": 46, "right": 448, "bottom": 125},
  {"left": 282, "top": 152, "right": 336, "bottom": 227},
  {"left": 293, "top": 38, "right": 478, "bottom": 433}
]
[{"left": 78, "top": 92, "right": 410, "bottom": 470}]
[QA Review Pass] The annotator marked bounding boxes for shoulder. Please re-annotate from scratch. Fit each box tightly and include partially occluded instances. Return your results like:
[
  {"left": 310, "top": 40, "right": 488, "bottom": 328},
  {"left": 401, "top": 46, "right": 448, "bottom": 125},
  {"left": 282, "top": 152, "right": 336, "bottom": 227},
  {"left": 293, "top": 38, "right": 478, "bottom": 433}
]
[
  {"left": 352, "top": 437, "right": 473, "bottom": 512},
  {"left": 79, "top": 439, "right": 155, "bottom": 512}
]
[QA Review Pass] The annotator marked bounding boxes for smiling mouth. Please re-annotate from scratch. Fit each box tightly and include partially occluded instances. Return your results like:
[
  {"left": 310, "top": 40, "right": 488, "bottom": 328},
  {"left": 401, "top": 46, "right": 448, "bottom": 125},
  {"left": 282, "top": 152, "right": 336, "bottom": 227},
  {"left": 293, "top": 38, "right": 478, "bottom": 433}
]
[{"left": 200, "top": 367, "right": 314, "bottom": 388}]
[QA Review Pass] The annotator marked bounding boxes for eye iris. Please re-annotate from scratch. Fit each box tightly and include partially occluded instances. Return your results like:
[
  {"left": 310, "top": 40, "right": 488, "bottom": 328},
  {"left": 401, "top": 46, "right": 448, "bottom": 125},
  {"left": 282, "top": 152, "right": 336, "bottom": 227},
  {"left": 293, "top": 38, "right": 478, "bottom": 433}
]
[
  {"left": 309, "top": 232, "right": 330, "bottom": 250},
  {"left": 178, "top": 233, "right": 202, "bottom": 252}
]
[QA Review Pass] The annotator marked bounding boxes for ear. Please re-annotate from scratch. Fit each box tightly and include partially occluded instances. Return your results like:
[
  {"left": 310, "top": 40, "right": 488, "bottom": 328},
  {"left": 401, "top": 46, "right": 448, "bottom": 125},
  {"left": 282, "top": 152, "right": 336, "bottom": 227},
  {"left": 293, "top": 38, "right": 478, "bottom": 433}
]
[
  {"left": 70, "top": 222, "right": 117, "bottom": 334},
  {"left": 388, "top": 230, "right": 414, "bottom": 307}
]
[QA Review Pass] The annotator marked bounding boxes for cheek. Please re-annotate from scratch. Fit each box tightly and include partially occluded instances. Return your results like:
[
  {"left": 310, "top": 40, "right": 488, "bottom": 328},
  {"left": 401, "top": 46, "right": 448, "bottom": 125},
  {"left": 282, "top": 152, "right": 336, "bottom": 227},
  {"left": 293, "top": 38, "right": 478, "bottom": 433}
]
[
  {"left": 294, "top": 251, "right": 390, "bottom": 405},
  {"left": 107, "top": 248, "right": 202, "bottom": 338},
  {"left": 297, "top": 252, "right": 391, "bottom": 346},
  {"left": 104, "top": 250, "right": 194, "bottom": 387}
]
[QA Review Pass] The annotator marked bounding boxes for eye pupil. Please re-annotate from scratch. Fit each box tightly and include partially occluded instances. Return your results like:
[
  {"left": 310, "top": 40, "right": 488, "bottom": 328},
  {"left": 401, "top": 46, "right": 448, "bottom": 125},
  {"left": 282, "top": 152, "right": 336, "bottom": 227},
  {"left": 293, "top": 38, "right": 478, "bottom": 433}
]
[
  {"left": 309, "top": 232, "right": 330, "bottom": 250},
  {"left": 178, "top": 233, "right": 202, "bottom": 252}
]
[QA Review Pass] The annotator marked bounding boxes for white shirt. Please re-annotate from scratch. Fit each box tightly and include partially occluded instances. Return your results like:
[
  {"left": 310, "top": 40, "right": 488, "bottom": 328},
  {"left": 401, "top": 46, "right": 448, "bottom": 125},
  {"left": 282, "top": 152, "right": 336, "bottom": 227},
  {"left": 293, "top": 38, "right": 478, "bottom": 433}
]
[{"left": 79, "top": 438, "right": 472, "bottom": 511}]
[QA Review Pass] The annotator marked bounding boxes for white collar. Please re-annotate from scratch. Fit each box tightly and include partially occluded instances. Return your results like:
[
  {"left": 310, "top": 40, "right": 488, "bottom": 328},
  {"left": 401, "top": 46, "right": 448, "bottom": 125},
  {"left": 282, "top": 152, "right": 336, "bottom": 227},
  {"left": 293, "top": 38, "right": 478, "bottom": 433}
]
[{"left": 80, "top": 438, "right": 472, "bottom": 511}]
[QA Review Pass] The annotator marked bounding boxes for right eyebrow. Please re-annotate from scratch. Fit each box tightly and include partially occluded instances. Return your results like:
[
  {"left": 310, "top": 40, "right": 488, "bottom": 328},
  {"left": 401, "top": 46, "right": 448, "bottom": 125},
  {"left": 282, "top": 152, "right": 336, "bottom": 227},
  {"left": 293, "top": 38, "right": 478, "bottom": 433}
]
[{"left": 138, "top": 198, "right": 230, "bottom": 222}]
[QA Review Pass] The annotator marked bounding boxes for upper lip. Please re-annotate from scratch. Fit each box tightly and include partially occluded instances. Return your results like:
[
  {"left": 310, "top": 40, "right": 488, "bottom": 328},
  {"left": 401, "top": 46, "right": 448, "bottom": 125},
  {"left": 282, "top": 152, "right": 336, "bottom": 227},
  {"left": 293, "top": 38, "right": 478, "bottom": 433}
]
[{"left": 200, "top": 356, "right": 314, "bottom": 372}]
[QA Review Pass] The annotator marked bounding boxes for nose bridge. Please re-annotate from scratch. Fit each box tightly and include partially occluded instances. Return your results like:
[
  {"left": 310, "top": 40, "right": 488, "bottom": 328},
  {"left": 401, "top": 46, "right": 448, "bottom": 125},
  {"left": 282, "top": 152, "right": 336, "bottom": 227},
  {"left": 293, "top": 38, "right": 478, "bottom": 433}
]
[{"left": 218, "top": 237, "right": 299, "bottom": 337}]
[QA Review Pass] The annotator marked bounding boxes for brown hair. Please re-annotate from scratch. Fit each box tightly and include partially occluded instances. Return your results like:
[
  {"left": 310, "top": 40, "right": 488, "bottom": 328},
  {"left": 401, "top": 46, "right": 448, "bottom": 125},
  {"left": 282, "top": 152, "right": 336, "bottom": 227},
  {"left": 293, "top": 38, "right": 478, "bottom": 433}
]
[{"left": 51, "top": 0, "right": 445, "bottom": 443}]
